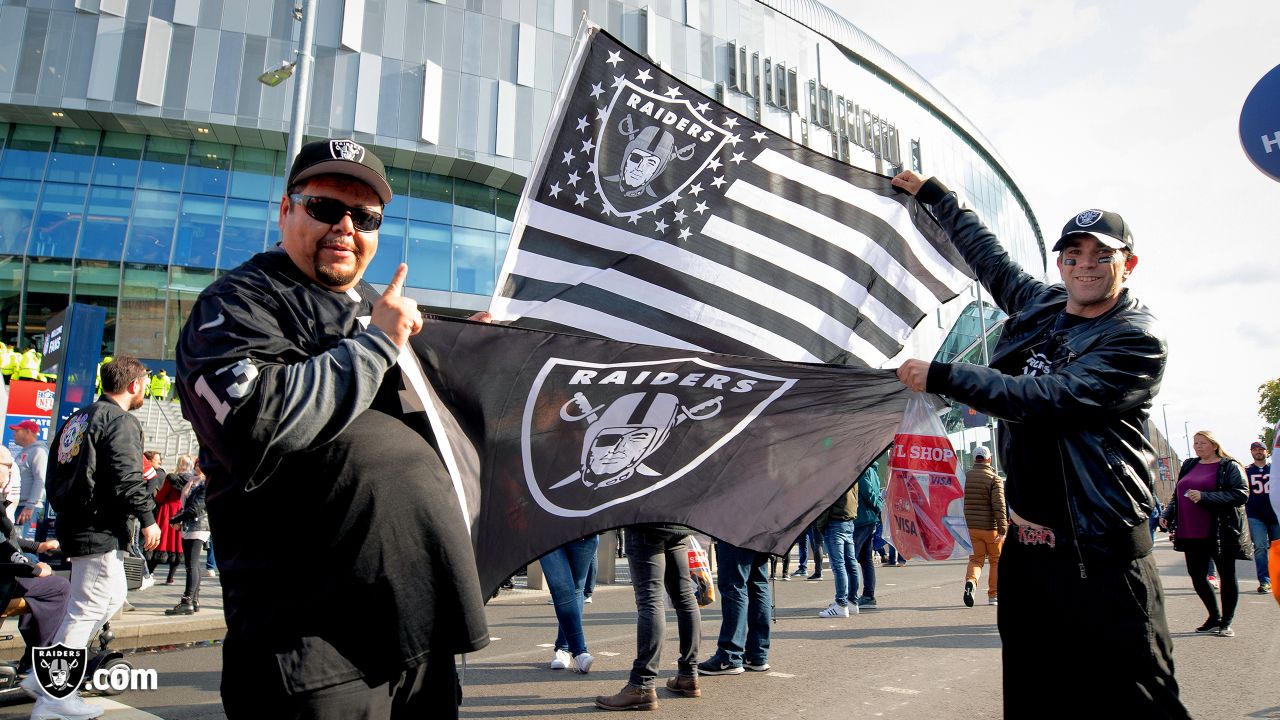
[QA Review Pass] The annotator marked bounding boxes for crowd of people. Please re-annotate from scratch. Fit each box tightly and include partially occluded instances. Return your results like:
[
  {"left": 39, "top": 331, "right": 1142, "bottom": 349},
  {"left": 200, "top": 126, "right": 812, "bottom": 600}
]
[{"left": 0, "top": 138, "right": 1273, "bottom": 720}]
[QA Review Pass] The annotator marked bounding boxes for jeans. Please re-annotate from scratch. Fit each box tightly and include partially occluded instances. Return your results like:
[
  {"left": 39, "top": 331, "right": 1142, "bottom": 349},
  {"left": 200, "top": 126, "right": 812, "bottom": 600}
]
[
  {"left": 625, "top": 528, "right": 700, "bottom": 688},
  {"left": 710, "top": 542, "right": 770, "bottom": 667},
  {"left": 585, "top": 550, "right": 598, "bottom": 597},
  {"left": 852, "top": 523, "right": 876, "bottom": 599},
  {"left": 540, "top": 536, "right": 599, "bottom": 655},
  {"left": 822, "top": 520, "right": 859, "bottom": 606},
  {"left": 55, "top": 549, "right": 128, "bottom": 649},
  {"left": 1247, "top": 517, "right": 1280, "bottom": 584},
  {"left": 206, "top": 541, "right": 217, "bottom": 571}
]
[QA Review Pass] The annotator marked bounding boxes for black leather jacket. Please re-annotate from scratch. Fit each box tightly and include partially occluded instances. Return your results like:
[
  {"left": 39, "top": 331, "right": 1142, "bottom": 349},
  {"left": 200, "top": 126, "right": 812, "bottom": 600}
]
[{"left": 917, "top": 181, "right": 1166, "bottom": 563}]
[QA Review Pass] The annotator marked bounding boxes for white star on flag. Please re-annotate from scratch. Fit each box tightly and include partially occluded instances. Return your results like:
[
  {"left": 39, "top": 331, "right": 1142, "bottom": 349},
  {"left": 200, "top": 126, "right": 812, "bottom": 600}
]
[
  {"left": 669, "top": 189, "right": 681, "bottom": 204},
  {"left": 626, "top": 214, "right": 640, "bottom": 224},
  {"left": 693, "top": 201, "right": 709, "bottom": 214},
  {"left": 589, "top": 82, "right": 604, "bottom": 99},
  {"left": 581, "top": 138, "right": 595, "bottom": 153},
  {"left": 654, "top": 217, "right": 668, "bottom": 233},
  {"left": 695, "top": 102, "right": 710, "bottom": 113},
  {"left": 574, "top": 192, "right": 589, "bottom": 206},
  {"left": 587, "top": 160, "right": 597, "bottom": 175},
  {"left": 548, "top": 182, "right": 561, "bottom": 198},
  {"left": 723, "top": 117, "right": 739, "bottom": 128},
  {"left": 596, "top": 107, "right": 607, "bottom": 120},
  {"left": 606, "top": 50, "right": 623, "bottom": 66},
  {"left": 611, "top": 74, "right": 626, "bottom": 89},
  {"left": 710, "top": 175, "right": 726, "bottom": 188},
  {"left": 567, "top": 170, "right": 581, "bottom": 186},
  {"left": 599, "top": 205, "right": 612, "bottom": 217},
  {"left": 663, "top": 86, "right": 682, "bottom": 99},
  {"left": 707, "top": 157, "right": 722, "bottom": 171},
  {"left": 635, "top": 68, "right": 652, "bottom": 83},
  {"left": 751, "top": 131, "right": 768, "bottom": 142},
  {"left": 561, "top": 149, "right": 575, "bottom": 165},
  {"left": 726, "top": 134, "right": 742, "bottom": 147},
  {"left": 673, "top": 209, "right": 687, "bottom": 223},
  {"left": 677, "top": 227, "right": 692, "bottom": 241},
  {"left": 576, "top": 116, "right": 589, "bottom": 132},
  {"left": 730, "top": 152, "right": 746, "bottom": 164},
  {"left": 687, "top": 183, "right": 703, "bottom": 197}
]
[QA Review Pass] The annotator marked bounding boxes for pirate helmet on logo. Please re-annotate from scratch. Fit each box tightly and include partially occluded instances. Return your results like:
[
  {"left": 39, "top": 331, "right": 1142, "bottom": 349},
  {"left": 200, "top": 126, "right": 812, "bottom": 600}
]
[
  {"left": 580, "top": 392, "right": 680, "bottom": 488},
  {"left": 1074, "top": 210, "right": 1103, "bottom": 227},
  {"left": 617, "top": 126, "right": 677, "bottom": 198},
  {"left": 32, "top": 644, "right": 88, "bottom": 699}
]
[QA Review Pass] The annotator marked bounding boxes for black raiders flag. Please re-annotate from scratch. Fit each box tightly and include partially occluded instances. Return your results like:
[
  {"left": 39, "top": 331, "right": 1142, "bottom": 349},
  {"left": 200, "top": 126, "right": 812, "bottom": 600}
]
[
  {"left": 491, "top": 26, "right": 973, "bottom": 368},
  {"left": 412, "top": 318, "right": 907, "bottom": 597}
]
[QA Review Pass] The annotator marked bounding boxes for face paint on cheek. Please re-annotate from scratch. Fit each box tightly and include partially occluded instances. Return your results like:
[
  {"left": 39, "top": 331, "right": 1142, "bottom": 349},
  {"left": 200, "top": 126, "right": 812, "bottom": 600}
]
[
  {"left": 1098, "top": 255, "right": 1115, "bottom": 264},
  {"left": 1063, "top": 258, "right": 1077, "bottom": 266}
]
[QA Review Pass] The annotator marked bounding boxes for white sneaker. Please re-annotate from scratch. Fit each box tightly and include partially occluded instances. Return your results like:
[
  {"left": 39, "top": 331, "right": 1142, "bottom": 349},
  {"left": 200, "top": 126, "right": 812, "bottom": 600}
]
[
  {"left": 32, "top": 692, "right": 104, "bottom": 719},
  {"left": 988, "top": 596, "right": 999, "bottom": 606},
  {"left": 550, "top": 648, "right": 571, "bottom": 670},
  {"left": 849, "top": 601, "right": 860, "bottom": 615},
  {"left": 584, "top": 595, "right": 593, "bottom": 603},
  {"left": 818, "top": 602, "right": 850, "bottom": 618},
  {"left": 138, "top": 575, "right": 155, "bottom": 591},
  {"left": 572, "top": 651, "right": 594, "bottom": 674}
]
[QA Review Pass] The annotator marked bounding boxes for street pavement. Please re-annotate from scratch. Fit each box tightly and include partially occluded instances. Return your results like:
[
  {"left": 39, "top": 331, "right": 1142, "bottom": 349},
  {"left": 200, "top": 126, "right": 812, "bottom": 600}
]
[{"left": 0, "top": 537, "right": 1276, "bottom": 719}]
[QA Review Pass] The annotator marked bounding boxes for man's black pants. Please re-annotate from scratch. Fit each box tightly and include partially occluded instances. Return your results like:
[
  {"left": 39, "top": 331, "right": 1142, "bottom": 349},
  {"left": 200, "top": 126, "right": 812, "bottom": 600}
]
[{"left": 999, "top": 526, "right": 1190, "bottom": 719}]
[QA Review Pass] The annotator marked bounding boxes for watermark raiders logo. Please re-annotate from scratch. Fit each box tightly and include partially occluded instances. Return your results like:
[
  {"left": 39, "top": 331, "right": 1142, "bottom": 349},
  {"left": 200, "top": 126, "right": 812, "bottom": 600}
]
[
  {"left": 33, "top": 644, "right": 87, "bottom": 699},
  {"left": 594, "top": 81, "right": 732, "bottom": 217},
  {"left": 522, "top": 357, "right": 795, "bottom": 517}
]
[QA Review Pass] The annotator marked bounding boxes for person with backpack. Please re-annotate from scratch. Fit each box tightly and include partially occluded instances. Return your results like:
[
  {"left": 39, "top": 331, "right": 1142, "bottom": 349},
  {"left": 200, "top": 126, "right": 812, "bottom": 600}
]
[{"left": 28, "top": 356, "right": 159, "bottom": 719}]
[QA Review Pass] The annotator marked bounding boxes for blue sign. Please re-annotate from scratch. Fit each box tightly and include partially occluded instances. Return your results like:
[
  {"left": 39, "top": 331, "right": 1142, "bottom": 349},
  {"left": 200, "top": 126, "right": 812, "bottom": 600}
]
[{"left": 1240, "top": 63, "right": 1280, "bottom": 182}]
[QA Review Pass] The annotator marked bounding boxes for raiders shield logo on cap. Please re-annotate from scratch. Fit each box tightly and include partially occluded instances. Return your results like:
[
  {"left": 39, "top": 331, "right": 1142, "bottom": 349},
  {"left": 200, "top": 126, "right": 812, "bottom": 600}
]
[
  {"left": 32, "top": 644, "right": 88, "bottom": 699},
  {"left": 1073, "top": 210, "right": 1103, "bottom": 227},
  {"left": 329, "top": 139, "right": 366, "bottom": 162},
  {"left": 521, "top": 357, "right": 794, "bottom": 517}
]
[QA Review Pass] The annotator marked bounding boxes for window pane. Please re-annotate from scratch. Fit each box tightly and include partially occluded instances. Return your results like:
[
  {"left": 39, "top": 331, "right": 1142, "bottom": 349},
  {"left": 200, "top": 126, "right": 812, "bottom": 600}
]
[
  {"left": 228, "top": 147, "right": 277, "bottom": 201},
  {"left": 364, "top": 216, "right": 405, "bottom": 285},
  {"left": 138, "top": 136, "right": 188, "bottom": 192},
  {"left": 407, "top": 172, "right": 452, "bottom": 225},
  {"left": 71, "top": 260, "right": 121, "bottom": 357},
  {"left": 117, "top": 263, "right": 169, "bottom": 360},
  {"left": 453, "top": 179, "right": 496, "bottom": 230},
  {"left": 0, "top": 255, "right": 22, "bottom": 346},
  {"left": 0, "top": 125, "right": 53, "bottom": 181},
  {"left": 124, "top": 190, "right": 180, "bottom": 265},
  {"left": 92, "top": 132, "right": 143, "bottom": 188},
  {"left": 27, "top": 182, "right": 88, "bottom": 259},
  {"left": 384, "top": 167, "right": 410, "bottom": 217},
  {"left": 452, "top": 227, "right": 495, "bottom": 295},
  {"left": 22, "top": 257, "right": 74, "bottom": 351},
  {"left": 184, "top": 141, "right": 232, "bottom": 197},
  {"left": 0, "top": 179, "right": 38, "bottom": 256},
  {"left": 495, "top": 189, "right": 516, "bottom": 235},
  {"left": 79, "top": 186, "right": 132, "bottom": 262},
  {"left": 165, "top": 266, "right": 215, "bottom": 360},
  {"left": 266, "top": 201, "right": 280, "bottom": 250},
  {"left": 405, "top": 220, "right": 450, "bottom": 290},
  {"left": 218, "top": 199, "right": 268, "bottom": 270},
  {"left": 46, "top": 128, "right": 99, "bottom": 185},
  {"left": 173, "top": 194, "right": 222, "bottom": 268}
]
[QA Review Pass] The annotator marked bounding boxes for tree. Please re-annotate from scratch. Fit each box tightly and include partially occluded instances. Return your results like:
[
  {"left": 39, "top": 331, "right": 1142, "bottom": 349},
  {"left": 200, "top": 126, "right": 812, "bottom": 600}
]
[{"left": 1259, "top": 377, "right": 1280, "bottom": 448}]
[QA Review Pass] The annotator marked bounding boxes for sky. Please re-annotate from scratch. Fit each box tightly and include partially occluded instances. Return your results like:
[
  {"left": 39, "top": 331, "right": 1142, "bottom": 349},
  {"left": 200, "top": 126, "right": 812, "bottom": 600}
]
[{"left": 826, "top": 0, "right": 1279, "bottom": 458}]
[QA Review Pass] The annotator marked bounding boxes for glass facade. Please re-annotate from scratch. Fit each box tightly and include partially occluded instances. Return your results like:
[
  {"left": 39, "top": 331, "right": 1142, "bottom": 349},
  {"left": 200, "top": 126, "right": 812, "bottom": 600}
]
[
  {"left": 0, "top": 0, "right": 1046, "bottom": 371},
  {"left": 0, "top": 123, "right": 515, "bottom": 358}
]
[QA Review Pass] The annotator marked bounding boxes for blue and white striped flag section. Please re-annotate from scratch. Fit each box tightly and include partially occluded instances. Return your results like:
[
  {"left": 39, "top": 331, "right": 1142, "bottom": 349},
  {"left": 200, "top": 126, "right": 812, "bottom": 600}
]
[{"left": 491, "top": 26, "right": 974, "bottom": 367}]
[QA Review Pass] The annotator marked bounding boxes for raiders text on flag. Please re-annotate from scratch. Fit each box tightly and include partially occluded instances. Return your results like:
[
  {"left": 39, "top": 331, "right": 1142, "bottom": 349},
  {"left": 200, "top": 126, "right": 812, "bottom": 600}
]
[{"left": 491, "top": 28, "right": 974, "bottom": 367}]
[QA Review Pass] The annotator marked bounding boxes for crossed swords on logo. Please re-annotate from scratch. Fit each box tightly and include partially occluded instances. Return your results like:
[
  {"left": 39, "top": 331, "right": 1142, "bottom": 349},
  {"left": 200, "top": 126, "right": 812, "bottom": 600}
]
[{"left": 548, "top": 391, "right": 723, "bottom": 490}]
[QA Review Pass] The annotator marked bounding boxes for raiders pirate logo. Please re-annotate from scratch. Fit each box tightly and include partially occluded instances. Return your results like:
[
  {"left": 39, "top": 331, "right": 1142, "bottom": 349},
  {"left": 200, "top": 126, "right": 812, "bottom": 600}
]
[
  {"left": 595, "top": 81, "right": 731, "bottom": 217},
  {"left": 1074, "top": 210, "right": 1103, "bottom": 227},
  {"left": 329, "top": 139, "right": 366, "bottom": 163},
  {"left": 32, "top": 644, "right": 88, "bottom": 699},
  {"left": 522, "top": 357, "right": 794, "bottom": 517}
]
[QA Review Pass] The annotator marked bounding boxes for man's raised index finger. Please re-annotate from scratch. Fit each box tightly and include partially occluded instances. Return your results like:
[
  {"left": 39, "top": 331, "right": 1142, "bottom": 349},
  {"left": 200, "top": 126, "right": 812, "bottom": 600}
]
[{"left": 384, "top": 263, "right": 408, "bottom": 297}]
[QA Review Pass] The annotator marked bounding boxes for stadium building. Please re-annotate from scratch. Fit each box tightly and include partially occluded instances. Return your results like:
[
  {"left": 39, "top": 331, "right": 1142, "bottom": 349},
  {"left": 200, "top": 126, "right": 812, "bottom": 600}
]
[{"left": 0, "top": 0, "right": 1053, "bottom": 456}]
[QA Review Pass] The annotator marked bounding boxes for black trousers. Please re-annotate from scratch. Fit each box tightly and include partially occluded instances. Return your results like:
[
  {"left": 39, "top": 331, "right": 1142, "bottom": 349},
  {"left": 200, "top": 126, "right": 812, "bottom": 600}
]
[
  {"left": 221, "top": 635, "right": 461, "bottom": 720},
  {"left": 999, "top": 526, "right": 1190, "bottom": 719},
  {"left": 12, "top": 574, "right": 70, "bottom": 660}
]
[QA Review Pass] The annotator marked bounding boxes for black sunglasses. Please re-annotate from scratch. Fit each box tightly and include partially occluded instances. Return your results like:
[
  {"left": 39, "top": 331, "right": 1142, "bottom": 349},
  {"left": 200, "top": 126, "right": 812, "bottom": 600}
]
[{"left": 289, "top": 194, "right": 384, "bottom": 232}]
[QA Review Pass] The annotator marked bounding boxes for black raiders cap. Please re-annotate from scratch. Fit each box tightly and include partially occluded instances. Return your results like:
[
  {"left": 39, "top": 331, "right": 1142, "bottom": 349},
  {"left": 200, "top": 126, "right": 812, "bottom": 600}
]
[
  {"left": 287, "top": 139, "right": 392, "bottom": 204},
  {"left": 1052, "top": 209, "right": 1134, "bottom": 252}
]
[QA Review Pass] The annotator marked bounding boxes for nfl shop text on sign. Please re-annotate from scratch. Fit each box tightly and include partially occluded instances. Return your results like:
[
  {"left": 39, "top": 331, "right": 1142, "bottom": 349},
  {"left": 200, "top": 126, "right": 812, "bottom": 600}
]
[{"left": 491, "top": 27, "right": 973, "bottom": 368}]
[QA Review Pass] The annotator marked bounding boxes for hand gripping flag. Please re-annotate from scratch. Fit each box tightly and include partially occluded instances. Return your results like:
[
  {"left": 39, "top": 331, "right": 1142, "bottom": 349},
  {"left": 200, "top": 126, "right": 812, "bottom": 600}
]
[
  {"left": 490, "top": 25, "right": 973, "bottom": 368},
  {"left": 410, "top": 318, "right": 909, "bottom": 597}
]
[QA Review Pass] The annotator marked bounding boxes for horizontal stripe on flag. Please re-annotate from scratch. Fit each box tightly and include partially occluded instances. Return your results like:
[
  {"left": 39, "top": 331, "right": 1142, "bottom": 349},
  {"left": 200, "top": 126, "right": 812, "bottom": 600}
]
[
  {"left": 491, "top": 297, "right": 706, "bottom": 352},
  {"left": 753, "top": 148, "right": 971, "bottom": 297},
  {"left": 499, "top": 245, "right": 827, "bottom": 362},
  {"left": 520, "top": 204, "right": 884, "bottom": 363}
]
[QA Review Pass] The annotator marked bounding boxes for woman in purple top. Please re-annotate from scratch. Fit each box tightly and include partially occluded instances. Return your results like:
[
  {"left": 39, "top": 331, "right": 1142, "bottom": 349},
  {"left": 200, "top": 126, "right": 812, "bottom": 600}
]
[{"left": 1161, "top": 430, "right": 1252, "bottom": 636}]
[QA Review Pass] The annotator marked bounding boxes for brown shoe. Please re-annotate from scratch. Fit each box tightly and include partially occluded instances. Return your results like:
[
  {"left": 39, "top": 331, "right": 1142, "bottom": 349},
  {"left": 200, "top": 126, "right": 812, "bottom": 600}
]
[
  {"left": 665, "top": 674, "right": 701, "bottom": 697},
  {"left": 595, "top": 684, "right": 658, "bottom": 711}
]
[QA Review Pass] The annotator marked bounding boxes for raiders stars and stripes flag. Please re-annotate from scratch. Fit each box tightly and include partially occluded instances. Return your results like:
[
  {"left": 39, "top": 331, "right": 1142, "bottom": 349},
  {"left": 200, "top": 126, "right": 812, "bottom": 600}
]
[
  {"left": 412, "top": 317, "right": 908, "bottom": 597},
  {"left": 490, "top": 26, "right": 973, "bottom": 367}
]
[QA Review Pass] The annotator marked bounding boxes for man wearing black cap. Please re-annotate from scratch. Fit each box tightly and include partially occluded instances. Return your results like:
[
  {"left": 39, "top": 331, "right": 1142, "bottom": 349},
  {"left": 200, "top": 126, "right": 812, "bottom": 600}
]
[
  {"left": 890, "top": 171, "right": 1188, "bottom": 718},
  {"left": 1245, "top": 440, "right": 1276, "bottom": 594},
  {"left": 176, "top": 139, "right": 489, "bottom": 718}
]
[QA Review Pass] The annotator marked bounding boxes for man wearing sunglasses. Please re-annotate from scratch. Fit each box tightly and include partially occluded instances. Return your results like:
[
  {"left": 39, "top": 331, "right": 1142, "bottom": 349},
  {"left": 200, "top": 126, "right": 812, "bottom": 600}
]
[
  {"left": 176, "top": 139, "right": 488, "bottom": 719},
  {"left": 890, "top": 171, "right": 1187, "bottom": 718}
]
